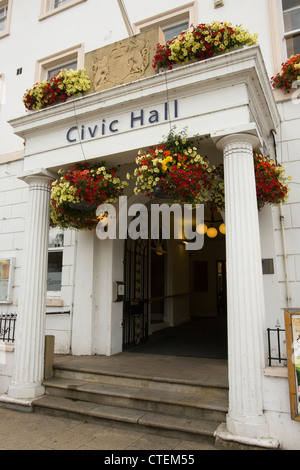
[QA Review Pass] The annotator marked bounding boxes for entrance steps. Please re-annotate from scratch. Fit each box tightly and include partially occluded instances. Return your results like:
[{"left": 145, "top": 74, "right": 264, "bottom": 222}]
[{"left": 33, "top": 356, "right": 229, "bottom": 446}]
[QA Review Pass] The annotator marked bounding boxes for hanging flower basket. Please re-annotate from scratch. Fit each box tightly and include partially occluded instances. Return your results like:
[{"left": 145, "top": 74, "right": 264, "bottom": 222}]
[
  {"left": 50, "top": 162, "right": 128, "bottom": 230},
  {"left": 271, "top": 54, "right": 300, "bottom": 93},
  {"left": 22, "top": 68, "right": 91, "bottom": 111},
  {"left": 211, "top": 152, "right": 291, "bottom": 212},
  {"left": 153, "top": 21, "right": 258, "bottom": 71},
  {"left": 129, "top": 128, "right": 215, "bottom": 206}
]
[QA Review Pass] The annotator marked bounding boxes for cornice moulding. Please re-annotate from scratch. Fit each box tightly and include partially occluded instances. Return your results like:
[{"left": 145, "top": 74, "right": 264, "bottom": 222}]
[{"left": 9, "top": 45, "right": 280, "bottom": 140}]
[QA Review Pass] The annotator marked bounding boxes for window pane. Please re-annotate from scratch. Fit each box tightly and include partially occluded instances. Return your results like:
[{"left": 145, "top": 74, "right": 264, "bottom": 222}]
[
  {"left": 47, "top": 251, "right": 63, "bottom": 291},
  {"left": 52, "top": 0, "right": 71, "bottom": 9},
  {"left": 282, "top": 0, "right": 300, "bottom": 11},
  {"left": 286, "top": 31, "right": 300, "bottom": 55},
  {"left": 283, "top": 7, "right": 300, "bottom": 32},
  {"left": 0, "top": 18, "right": 6, "bottom": 32},
  {"left": 0, "top": 5, "right": 7, "bottom": 32},
  {"left": 47, "top": 60, "right": 77, "bottom": 79},
  {"left": 163, "top": 21, "right": 189, "bottom": 41},
  {"left": 0, "top": 6, "right": 7, "bottom": 18},
  {"left": 49, "top": 227, "right": 64, "bottom": 248}
]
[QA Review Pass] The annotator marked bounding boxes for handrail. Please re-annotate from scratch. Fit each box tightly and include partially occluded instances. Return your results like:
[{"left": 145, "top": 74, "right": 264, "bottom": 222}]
[{"left": 149, "top": 292, "right": 189, "bottom": 302}]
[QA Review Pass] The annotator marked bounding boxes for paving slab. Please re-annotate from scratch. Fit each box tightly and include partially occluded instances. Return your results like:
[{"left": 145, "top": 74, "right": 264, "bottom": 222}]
[{"left": 0, "top": 406, "right": 218, "bottom": 450}]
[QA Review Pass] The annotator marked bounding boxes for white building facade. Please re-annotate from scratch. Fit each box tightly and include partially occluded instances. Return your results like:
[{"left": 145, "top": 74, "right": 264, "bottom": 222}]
[{"left": 0, "top": 0, "right": 300, "bottom": 450}]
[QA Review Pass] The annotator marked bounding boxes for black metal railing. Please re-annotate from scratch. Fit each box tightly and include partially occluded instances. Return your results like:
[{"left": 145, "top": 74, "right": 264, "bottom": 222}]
[
  {"left": 0, "top": 314, "right": 17, "bottom": 343},
  {"left": 267, "top": 328, "right": 286, "bottom": 366}
]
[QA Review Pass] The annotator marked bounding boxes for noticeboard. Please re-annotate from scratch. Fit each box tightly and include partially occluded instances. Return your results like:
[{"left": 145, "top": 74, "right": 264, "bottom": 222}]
[
  {"left": 0, "top": 259, "right": 14, "bottom": 304},
  {"left": 284, "top": 309, "right": 300, "bottom": 421}
]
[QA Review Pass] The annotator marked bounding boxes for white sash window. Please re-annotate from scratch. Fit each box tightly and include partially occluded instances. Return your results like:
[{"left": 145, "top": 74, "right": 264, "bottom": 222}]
[{"left": 282, "top": 0, "right": 300, "bottom": 55}]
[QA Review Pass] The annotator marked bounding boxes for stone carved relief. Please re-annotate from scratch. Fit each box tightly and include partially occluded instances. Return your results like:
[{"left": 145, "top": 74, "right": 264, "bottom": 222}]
[
  {"left": 92, "top": 38, "right": 150, "bottom": 91},
  {"left": 85, "top": 29, "right": 164, "bottom": 93}
]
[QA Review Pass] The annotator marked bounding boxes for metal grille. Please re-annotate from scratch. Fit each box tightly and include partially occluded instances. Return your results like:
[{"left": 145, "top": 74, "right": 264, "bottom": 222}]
[
  {"left": 123, "top": 238, "right": 149, "bottom": 348},
  {"left": 267, "top": 327, "right": 286, "bottom": 366},
  {"left": 0, "top": 314, "right": 17, "bottom": 343}
]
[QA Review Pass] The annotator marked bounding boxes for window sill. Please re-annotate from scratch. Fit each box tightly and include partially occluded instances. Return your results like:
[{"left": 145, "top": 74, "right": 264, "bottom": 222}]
[
  {"left": 273, "top": 88, "right": 295, "bottom": 103},
  {"left": 0, "top": 342, "right": 14, "bottom": 352},
  {"left": 46, "top": 298, "right": 64, "bottom": 307},
  {"left": 0, "top": 31, "right": 9, "bottom": 40},
  {"left": 264, "top": 366, "right": 288, "bottom": 378},
  {"left": 39, "top": 0, "right": 87, "bottom": 21},
  {"left": 15, "top": 297, "right": 63, "bottom": 307}
]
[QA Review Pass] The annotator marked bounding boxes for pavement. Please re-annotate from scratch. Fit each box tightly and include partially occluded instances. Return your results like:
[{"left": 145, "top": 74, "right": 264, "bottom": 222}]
[{"left": 0, "top": 405, "right": 217, "bottom": 451}]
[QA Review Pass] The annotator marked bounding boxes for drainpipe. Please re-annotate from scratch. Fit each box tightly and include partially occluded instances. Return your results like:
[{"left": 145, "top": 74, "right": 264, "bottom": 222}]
[
  {"left": 70, "top": 231, "right": 78, "bottom": 354},
  {"left": 279, "top": 204, "right": 291, "bottom": 307},
  {"left": 271, "top": 129, "right": 291, "bottom": 307},
  {"left": 117, "top": 0, "right": 134, "bottom": 37}
]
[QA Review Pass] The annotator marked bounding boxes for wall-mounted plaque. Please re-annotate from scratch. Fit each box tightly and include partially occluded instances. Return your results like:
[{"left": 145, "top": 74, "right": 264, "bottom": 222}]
[
  {"left": 0, "top": 259, "right": 14, "bottom": 304},
  {"left": 284, "top": 309, "right": 300, "bottom": 421}
]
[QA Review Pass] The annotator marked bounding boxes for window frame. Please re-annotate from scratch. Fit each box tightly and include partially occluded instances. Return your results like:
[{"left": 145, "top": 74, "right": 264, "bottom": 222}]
[
  {"left": 0, "top": 73, "right": 4, "bottom": 106},
  {"left": 0, "top": 0, "right": 13, "bottom": 40},
  {"left": 281, "top": 0, "right": 300, "bottom": 56},
  {"left": 35, "top": 44, "right": 84, "bottom": 82},
  {"left": 0, "top": 258, "right": 14, "bottom": 304},
  {"left": 132, "top": 1, "right": 198, "bottom": 39},
  {"left": 39, "top": 0, "right": 87, "bottom": 21}
]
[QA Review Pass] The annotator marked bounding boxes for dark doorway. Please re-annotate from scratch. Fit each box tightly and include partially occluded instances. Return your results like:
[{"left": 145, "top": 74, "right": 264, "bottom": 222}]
[{"left": 123, "top": 238, "right": 149, "bottom": 348}]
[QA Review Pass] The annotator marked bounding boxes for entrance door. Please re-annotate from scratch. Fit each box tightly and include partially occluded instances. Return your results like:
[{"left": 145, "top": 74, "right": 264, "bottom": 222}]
[{"left": 123, "top": 238, "right": 149, "bottom": 348}]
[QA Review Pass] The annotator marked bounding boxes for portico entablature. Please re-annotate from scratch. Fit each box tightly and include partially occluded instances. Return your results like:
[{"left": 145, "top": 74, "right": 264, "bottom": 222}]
[{"left": 9, "top": 45, "right": 280, "bottom": 173}]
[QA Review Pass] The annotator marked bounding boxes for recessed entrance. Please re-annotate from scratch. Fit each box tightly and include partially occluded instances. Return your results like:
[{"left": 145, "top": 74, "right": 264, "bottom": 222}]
[{"left": 122, "top": 204, "right": 227, "bottom": 359}]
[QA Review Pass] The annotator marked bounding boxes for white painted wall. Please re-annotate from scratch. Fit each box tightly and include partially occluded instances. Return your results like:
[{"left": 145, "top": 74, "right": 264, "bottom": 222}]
[{"left": 263, "top": 370, "right": 300, "bottom": 450}]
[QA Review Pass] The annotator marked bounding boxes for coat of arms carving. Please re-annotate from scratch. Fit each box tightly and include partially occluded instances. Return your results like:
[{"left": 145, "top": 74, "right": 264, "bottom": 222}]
[
  {"left": 91, "top": 37, "right": 150, "bottom": 91},
  {"left": 85, "top": 29, "right": 163, "bottom": 93}
]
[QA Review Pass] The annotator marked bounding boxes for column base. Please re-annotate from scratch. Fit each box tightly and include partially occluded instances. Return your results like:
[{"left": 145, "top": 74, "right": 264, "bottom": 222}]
[
  {"left": 7, "top": 382, "right": 45, "bottom": 400},
  {"left": 215, "top": 423, "right": 280, "bottom": 450},
  {"left": 226, "top": 412, "right": 270, "bottom": 439}
]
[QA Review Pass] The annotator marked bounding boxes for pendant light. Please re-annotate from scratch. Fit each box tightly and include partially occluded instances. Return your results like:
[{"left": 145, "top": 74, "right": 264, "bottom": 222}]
[
  {"left": 206, "top": 226, "right": 218, "bottom": 238},
  {"left": 219, "top": 223, "right": 226, "bottom": 235},
  {"left": 196, "top": 223, "right": 208, "bottom": 235},
  {"left": 204, "top": 206, "right": 225, "bottom": 238}
]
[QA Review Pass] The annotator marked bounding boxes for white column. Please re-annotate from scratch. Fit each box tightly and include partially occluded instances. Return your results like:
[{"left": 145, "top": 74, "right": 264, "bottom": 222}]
[
  {"left": 217, "top": 134, "right": 269, "bottom": 439},
  {"left": 8, "top": 175, "right": 51, "bottom": 399}
]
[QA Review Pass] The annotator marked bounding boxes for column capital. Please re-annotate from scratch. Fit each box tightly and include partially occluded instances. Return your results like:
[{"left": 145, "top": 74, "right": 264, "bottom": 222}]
[
  {"left": 18, "top": 168, "right": 57, "bottom": 185},
  {"left": 216, "top": 133, "right": 260, "bottom": 151}
]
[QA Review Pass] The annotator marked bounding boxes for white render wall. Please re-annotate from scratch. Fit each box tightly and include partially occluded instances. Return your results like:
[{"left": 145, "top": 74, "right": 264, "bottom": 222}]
[
  {"left": 0, "top": 157, "right": 26, "bottom": 315},
  {"left": 275, "top": 99, "right": 300, "bottom": 315}
]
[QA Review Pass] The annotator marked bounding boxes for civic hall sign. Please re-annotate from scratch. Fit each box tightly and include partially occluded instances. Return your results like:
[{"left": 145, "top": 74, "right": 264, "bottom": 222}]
[{"left": 66, "top": 100, "right": 179, "bottom": 143}]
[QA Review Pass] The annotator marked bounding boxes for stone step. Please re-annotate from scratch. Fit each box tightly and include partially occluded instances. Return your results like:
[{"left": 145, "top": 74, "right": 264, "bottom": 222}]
[
  {"left": 43, "top": 376, "right": 227, "bottom": 422},
  {"left": 53, "top": 365, "right": 228, "bottom": 401},
  {"left": 33, "top": 395, "right": 219, "bottom": 445}
]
